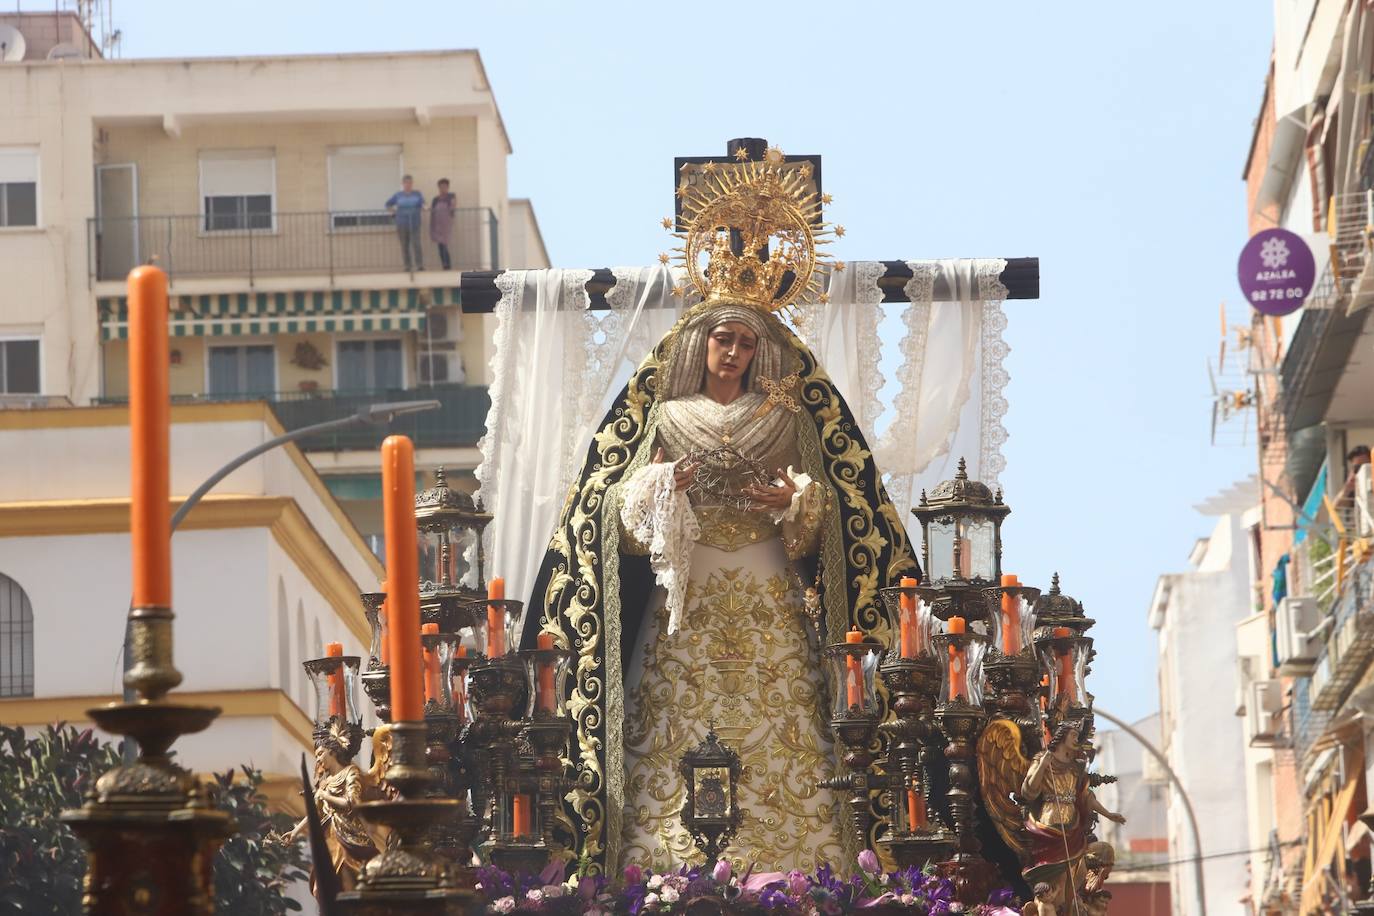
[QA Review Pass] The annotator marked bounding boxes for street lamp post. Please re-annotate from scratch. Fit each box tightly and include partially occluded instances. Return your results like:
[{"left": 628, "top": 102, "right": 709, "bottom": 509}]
[{"left": 118, "top": 399, "right": 442, "bottom": 760}]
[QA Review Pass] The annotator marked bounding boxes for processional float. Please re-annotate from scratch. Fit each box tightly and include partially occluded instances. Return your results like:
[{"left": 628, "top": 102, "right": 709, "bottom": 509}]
[{"left": 64, "top": 143, "right": 1123, "bottom": 915}]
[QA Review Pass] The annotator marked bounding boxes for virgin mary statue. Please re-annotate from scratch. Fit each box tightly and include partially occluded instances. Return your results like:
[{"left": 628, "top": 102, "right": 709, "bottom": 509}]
[{"left": 522, "top": 152, "right": 921, "bottom": 872}]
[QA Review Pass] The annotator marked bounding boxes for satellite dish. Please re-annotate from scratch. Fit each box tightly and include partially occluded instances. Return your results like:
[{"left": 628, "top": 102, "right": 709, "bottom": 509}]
[
  {"left": 0, "top": 24, "right": 27, "bottom": 62},
  {"left": 47, "top": 42, "right": 82, "bottom": 61}
]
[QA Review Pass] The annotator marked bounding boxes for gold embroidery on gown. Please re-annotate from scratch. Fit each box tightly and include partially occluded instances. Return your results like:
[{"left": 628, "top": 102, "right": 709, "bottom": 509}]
[{"left": 621, "top": 544, "right": 842, "bottom": 871}]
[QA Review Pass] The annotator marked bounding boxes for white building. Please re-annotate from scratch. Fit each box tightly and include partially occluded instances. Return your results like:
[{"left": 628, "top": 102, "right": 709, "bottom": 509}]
[
  {"left": 1149, "top": 478, "right": 1261, "bottom": 915},
  {"left": 0, "top": 402, "right": 383, "bottom": 802}
]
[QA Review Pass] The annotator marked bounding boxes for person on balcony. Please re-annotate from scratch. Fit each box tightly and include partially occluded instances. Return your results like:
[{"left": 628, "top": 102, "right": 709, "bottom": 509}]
[
  {"left": 431, "top": 178, "right": 456, "bottom": 271},
  {"left": 385, "top": 174, "right": 426, "bottom": 271}
]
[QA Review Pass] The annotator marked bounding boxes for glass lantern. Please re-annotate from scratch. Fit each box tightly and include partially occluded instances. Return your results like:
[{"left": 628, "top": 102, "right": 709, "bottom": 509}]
[
  {"left": 451, "top": 648, "right": 474, "bottom": 725},
  {"left": 361, "top": 590, "right": 388, "bottom": 668},
  {"left": 304, "top": 653, "right": 362, "bottom": 728},
  {"left": 910, "top": 457, "right": 1010, "bottom": 585},
  {"left": 677, "top": 726, "right": 742, "bottom": 862},
  {"left": 420, "top": 628, "right": 459, "bottom": 711},
  {"left": 1040, "top": 628, "right": 1089, "bottom": 710},
  {"left": 981, "top": 583, "right": 1040, "bottom": 657},
  {"left": 520, "top": 641, "right": 573, "bottom": 719},
  {"left": 878, "top": 585, "right": 936, "bottom": 660},
  {"left": 414, "top": 466, "right": 493, "bottom": 593},
  {"left": 471, "top": 599, "right": 523, "bottom": 660},
  {"left": 934, "top": 628, "right": 987, "bottom": 707},
  {"left": 825, "top": 636, "right": 883, "bottom": 718}
]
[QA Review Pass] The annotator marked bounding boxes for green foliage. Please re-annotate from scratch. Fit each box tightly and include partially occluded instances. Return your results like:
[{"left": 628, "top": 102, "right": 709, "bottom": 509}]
[{"left": 0, "top": 723, "right": 308, "bottom": 914}]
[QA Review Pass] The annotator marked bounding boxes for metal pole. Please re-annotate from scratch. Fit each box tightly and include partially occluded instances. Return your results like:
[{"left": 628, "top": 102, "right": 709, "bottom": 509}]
[
  {"left": 119, "top": 399, "right": 440, "bottom": 761},
  {"left": 1095, "top": 706, "right": 1207, "bottom": 916}
]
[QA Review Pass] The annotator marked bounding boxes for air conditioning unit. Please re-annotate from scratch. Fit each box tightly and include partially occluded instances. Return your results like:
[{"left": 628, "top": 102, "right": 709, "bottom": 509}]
[
  {"left": 1276, "top": 596, "right": 1324, "bottom": 676},
  {"left": 1246, "top": 680, "right": 1282, "bottom": 747},
  {"left": 417, "top": 307, "right": 466, "bottom": 384}
]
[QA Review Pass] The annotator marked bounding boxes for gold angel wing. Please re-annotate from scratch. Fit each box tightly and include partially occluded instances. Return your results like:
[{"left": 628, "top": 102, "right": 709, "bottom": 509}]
[{"left": 977, "top": 718, "right": 1032, "bottom": 860}]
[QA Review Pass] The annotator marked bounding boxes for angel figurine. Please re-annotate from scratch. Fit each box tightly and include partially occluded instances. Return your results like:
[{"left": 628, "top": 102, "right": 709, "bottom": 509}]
[
  {"left": 281, "top": 721, "right": 378, "bottom": 892},
  {"left": 978, "top": 717, "right": 1125, "bottom": 912}
]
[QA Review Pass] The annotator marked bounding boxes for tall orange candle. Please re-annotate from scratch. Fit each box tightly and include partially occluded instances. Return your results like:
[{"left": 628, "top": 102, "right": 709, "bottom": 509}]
[
  {"left": 421, "top": 623, "right": 440, "bottom": 703},
  {"left": 1053, "top": 626, "right": 1077, "bottom": 703},
  {"left": 128, "top": 265, "right": 172, "bottom": 609},
  {"left": 325, "top": 642, "right": 345, "bottom": 718},
  {"left": 487, "top": 577, "right": 506, "bottom": 657},
  {"left": 955, "top": 532, "right": 972, "bottom": 579},
  {"left": 1000, "top": 573, "right": 1021, "bottom": 655},
  {"left": 898, "top": 576, "right": 920, "bottom": 659},
  {"left": 907, "top": 788, "right": 927, "bottom": 829},
  {"left": 536, "top": 632, "right": 556, "bottom": 713},
  {"left": 512, "top": 793, "right": 531, "bottom": 837},
  {"left": 453, "top": 645, "right": 468, "bottom": 724},
  {"left": 845, "top": 629, "right": 865, "bottom": 709},
  {"left": 947, "top": 616, "right": 967, "bottom": 701},
  {"left": 383, "top": 435, "right": 423, "bottom": 722}
]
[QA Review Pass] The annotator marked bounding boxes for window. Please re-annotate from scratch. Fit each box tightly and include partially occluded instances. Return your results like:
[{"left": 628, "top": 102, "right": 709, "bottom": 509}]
[
  {"left": 0, "top": 147, "right": 38, "bottom": 227},
  {"left": 0, "top": 339, "right": 39, "bottom": 394},
  {"left": 418, "top": 353, "right": 449, "bottom": 383},
  {"left": 328, "top": 145, "right": 402, "bottom": 230},
  {"left": 207, "top": 344, "right": 275, "bottom": 396},
  {"left": 337, "top": 338, "right": 403, "bottom": 390},
  {"left": 199, "top": 149, "right": 275, "bottom": 232},
  {"left": 1, "top": 573, "right": 34, "bottom": 698}
]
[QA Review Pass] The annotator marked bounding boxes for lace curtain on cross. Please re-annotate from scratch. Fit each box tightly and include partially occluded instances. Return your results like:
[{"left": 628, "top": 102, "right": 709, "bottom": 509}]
[{"left": 475, "top": 261, "right": 1009, "bottom": 599}]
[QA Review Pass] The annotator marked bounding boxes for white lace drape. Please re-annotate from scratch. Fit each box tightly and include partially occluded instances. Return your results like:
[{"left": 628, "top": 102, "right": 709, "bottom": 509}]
[
  {"left": 474, "top": 267, "right": 687, "bottom": 600},
  {"left": 476, "top": 260, "right": 1009, "bottom": 600}
]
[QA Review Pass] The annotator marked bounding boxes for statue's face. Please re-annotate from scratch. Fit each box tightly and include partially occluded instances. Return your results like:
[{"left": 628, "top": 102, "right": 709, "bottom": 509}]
[{"left": 704, "top": 321, "right": 758, "bottom": 386}]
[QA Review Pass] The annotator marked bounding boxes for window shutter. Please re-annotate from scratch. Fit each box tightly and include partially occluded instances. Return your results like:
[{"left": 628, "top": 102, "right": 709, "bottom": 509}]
[
  {"left": 199, "top": 149, "right": 275, "bottom": 199},
  {"left": 0, "top": 147, "right": 38, "bottom": 184},
  {"left": 328, "top": 145, "right": 402, "bottom": 213}
]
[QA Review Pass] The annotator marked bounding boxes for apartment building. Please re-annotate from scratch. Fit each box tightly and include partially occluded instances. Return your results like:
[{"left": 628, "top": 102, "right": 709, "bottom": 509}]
[
  {"left": 0, "top": 11, "right": 549, "bottom": 555},
  {"left": 1231, "top": 1, "right": 1374, "bottom": 911}
]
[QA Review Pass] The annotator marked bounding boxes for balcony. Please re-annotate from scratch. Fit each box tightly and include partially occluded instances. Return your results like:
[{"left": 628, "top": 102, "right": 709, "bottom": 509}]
[
  {"left": 93, "top": 385, "right": 490, "bottom": 452},
  {"left": 89, "top": 209, "right": 500, "bottom": 284}
]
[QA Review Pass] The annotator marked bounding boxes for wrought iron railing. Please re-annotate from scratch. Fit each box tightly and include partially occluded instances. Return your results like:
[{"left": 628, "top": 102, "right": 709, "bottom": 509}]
[
  {"left": 88, "top": 208, "right": 500, "bottom": 283},
  {"left": 93, "top": 385, "right": 490, "bottom": 452}
]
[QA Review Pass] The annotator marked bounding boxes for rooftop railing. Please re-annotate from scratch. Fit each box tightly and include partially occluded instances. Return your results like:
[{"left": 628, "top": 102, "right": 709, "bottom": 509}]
[{"left": 88, "top": 208, "right": 500, "bottom": 284}]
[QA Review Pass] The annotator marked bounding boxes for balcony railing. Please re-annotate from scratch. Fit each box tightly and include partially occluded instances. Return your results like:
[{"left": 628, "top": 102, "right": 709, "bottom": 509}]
[
  {"left": 88, "top": 209, "right": 500, "bottom": 284},
  {"left": 93, "top": 385, "right": 490, "bottom": 452}
]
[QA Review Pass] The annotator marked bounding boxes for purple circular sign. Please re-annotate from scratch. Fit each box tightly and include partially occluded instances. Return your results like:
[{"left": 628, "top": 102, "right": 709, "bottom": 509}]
[{"left": 1237, "top": 228, "right": 1315, "bottom": 316}]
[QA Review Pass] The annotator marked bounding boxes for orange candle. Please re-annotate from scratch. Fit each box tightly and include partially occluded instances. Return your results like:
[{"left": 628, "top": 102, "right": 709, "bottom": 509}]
[
  {"left": 421, "top": 623, "right": 440, "bottom": 703},
  {"left": 487, "top": 577, "right": 506, "bottom": 657},
  {"left": 907, "top": 788, "right": 927, "bottom": 829},
  {"left": 453, "top": 645, "right": 468, "bottom": 724},
  {"left": 383, "top": 435, "right": 423, "bottom": 722},
  {"left": 512, "top": 793, "right": 531, "bottom": 837},
  {"left": 1053, "top": 626, "right": 1076, "bottom": 703},
  {"left": 325, "top": 642, "right": 345, "bottom": 718},
  {"left": 128, "top": 265, "right": 172, "bottom": 609},
  {"left": 956, "top": 534, "right": 972, "bottom": 579},
  {"left": 898, "top": 576, "right": 920, "bottom": 659},
  {"left": 845, "top": 629, "right": 865, "bottom": 709},
  {"left": 536, "top": 632, "right": 556, "bottom": 713},
  {"left": 948, "top": 616, "right": 967, "bottom": 701},
  {"left": 1000, "top": 573, "right": 1021, "bottom": 655}
]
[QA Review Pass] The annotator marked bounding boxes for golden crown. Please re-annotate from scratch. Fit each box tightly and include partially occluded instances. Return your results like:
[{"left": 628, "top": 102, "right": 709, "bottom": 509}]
[{"left": 663, "top": 147, "right": 842, "bottom": 315}]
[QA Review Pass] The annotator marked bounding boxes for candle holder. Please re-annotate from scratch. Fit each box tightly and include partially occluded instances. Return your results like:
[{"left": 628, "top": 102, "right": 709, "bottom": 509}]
[
  {"left": 361, "top": 590, "right": 393, "bottom": 723},
  {"left": 336, "top": 721, "right": 472, "bottom": 914},
  {"left": 875, "top": 652, "right": 955, "bottom": 869},
  {"left": 818, "top": 636, "right": 883, "bottom": 851},
  {"left": 416, "top": 466, "right": 493, "bottom": 594},
  {"left": 520, "top": 641, "right": 574, "bottom": 851},
  {"left": 910, "top": 457, "right": 1009, "bottom": 586},
  {"left": 487, "top": 741, "right": 551, "bottom": 876},
  {"left": 471, "top": 598, "right": 523, "bottom": 661},
  {"left": 980, "top": 584, "right": 1042, "bottom": 729},
  {"left": 304, "top": 653, "right": 365, "bottom": 757}
]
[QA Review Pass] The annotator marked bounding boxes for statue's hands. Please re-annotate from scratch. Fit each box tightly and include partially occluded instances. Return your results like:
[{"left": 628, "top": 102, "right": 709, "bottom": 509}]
[
  {"left": 1105, "top": 811, "right": 1126, "bottom": 825},
  {"left": 654, "top": 447, "right": 697, "bottom": 491},
  {"left": 745, "top": 468, "right": 798, "bottom": 512}
]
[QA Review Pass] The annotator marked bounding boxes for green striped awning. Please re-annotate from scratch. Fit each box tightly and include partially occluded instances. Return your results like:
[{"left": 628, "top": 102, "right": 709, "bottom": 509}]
[{"left": 98, "top": 286, "right": 459, "bottom": 341}]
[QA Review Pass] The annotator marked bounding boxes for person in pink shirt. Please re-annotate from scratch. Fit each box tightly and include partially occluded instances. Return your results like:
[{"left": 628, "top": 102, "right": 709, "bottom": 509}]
[{"left": 430, "top": 178, "right": 456, "bottom": 271}]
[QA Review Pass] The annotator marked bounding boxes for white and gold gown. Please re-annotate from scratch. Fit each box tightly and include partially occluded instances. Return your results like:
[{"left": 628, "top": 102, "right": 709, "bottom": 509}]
[{"left": 617, "top": 389, "right": 843, "bottom": 871}]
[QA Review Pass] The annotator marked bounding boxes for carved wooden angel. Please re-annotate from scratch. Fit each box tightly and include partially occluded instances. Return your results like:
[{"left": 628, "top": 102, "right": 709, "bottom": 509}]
[
  {"left": 977, "top": 718, "right": 1124, "bottom": 912},
  {"left": 281, "top": 720, "right": 379, "bottom": 892}
]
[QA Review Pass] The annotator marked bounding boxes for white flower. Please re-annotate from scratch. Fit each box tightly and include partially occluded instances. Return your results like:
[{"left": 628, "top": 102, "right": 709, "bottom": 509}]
[
  {"left": 899, "top": 893, "right": 916, "bottom": 906},
  {"left": 493, "top": 897, "right": 516, "bottom": 914},
  {"left": 647, "top": 875, "right": 664, "bottom": 890},
  {"left": 660, "top": 886, "right": 680, "bottom": 904},
  {"left": 644, "top": 893, "right": 659, "bottom": 907},
  {"left": 565, "top": 875, "right": 580, "bottom": 890},
  {"left": 526, "top": 889, "right": 544, "bottom": 903}
]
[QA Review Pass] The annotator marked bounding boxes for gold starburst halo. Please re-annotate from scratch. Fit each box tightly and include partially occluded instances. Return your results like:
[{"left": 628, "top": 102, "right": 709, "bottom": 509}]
[{"left": 668, "top": 150, "right": 838, "bottom": 317}]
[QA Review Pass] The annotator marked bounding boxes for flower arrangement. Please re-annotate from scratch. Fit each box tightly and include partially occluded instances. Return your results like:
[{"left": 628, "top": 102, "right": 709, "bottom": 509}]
[{"left": 473, "top": 853, "right": 1021, "bottom": 916}]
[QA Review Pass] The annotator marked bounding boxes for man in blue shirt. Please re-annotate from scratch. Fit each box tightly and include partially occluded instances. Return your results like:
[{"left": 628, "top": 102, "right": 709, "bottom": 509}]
[{"left": 385, "top": 174, "right": 426, "bottom": 271}]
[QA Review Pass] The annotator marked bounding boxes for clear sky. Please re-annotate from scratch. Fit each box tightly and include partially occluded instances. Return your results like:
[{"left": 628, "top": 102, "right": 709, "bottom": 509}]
[{"left": 108, "top": 1, "right": 1273, "bottom": 724}]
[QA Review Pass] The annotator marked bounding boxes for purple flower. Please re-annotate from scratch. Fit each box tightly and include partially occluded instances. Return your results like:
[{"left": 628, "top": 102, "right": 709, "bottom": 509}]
[
  {"left": 623, "top": 864, "right": 643, "bottom": 886},
  {"left": 785, "top": 870, "right": 810, "bottom": 898},
  {"left": 713, "top": 859, "right": 732, "bottom": 884},
  {"left": 857, "top": 849, "right": 881, "bottom": 874}
]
